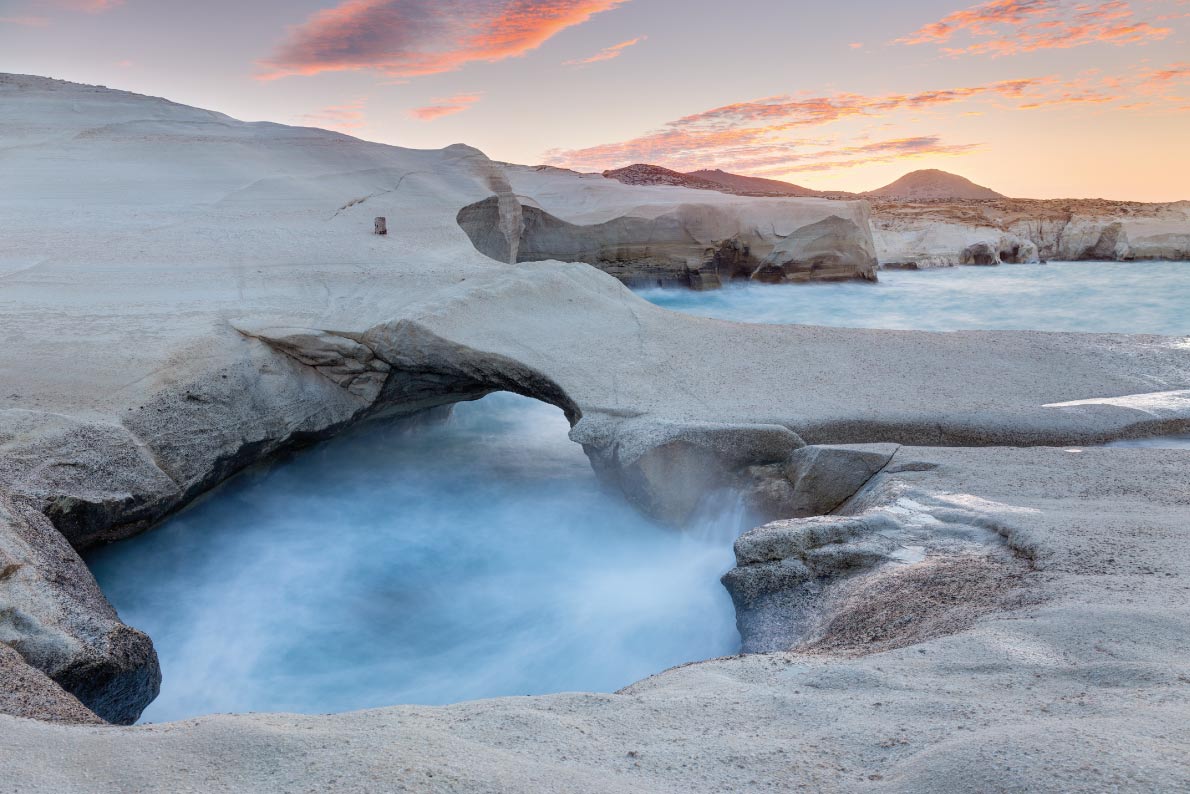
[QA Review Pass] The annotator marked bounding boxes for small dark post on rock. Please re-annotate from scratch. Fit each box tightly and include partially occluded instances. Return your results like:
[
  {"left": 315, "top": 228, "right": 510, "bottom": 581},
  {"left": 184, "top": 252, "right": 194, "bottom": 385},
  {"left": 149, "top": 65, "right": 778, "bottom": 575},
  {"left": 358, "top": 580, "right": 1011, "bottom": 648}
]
[{"left": 374, "top": 216, "right": 387, "bottom": 236}]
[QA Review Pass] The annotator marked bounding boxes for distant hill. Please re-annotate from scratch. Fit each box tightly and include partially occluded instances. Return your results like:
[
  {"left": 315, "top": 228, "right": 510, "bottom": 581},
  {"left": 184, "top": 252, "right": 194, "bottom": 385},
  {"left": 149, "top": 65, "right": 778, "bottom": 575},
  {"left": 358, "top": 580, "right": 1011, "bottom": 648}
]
[
  {"left": 865, "top": 169, "right": 1003, "bottom": 200},
  {"left": 602, "top": 164, "right": 1004, "bottom": 202},
  {"left": 685, "top": 169, "right": 825, "bottom": 197},
  {"left": 601, "top": 164, "right": 725, "bottom": 191}
]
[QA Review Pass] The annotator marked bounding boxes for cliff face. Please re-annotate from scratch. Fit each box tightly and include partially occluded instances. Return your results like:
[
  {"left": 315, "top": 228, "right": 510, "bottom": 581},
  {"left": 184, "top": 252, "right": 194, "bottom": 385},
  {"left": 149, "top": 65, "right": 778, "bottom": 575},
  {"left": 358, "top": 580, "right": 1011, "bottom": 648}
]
[
  {"left": 481, "top": 164, "right": 880, "bottom": 289},
  {"left": 872, "top": 198, "right": 1190, "bottom": 267}
]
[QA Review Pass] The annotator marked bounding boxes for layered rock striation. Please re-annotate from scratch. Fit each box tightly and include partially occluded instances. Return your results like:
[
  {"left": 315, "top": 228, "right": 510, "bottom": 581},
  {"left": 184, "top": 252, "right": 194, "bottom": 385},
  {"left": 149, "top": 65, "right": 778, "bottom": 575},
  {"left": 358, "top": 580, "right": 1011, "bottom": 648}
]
[
  {"left": 460, "top": 166, "right": 880, "bottom": 288},
  {"left": 872, "top": 198, "right": 1190, "bottom": 268}
]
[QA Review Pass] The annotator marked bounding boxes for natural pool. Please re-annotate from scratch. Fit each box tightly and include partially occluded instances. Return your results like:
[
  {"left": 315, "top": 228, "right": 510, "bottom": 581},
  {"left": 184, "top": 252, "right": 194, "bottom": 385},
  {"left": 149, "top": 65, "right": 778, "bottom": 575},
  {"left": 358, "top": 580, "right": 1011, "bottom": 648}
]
[
  {"left": 87, "top": 394, "right": 746, "bottom": 723},
  {"left": 637, "top": 261, "right": 1190, "bottom": 335}
]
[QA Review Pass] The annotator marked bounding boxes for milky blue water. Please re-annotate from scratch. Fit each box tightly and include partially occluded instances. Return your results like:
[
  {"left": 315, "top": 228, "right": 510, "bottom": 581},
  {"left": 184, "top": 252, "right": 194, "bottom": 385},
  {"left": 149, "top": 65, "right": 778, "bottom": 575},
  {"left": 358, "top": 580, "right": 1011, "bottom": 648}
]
[
  {"left": 1107, "top": 435, "right": 1190, "bottom": 449},
  {"left": 87, "top": 394, "right": 746, "bottom": 723},
  {"left": 637, "top": 262, "right": 1190, "bottom": 335}
]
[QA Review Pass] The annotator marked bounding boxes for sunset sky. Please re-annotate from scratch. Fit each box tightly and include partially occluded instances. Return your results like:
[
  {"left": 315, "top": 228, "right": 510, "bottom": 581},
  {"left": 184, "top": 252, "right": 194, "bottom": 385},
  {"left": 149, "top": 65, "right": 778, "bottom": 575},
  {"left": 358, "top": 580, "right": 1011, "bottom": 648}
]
[{"left": 2, "top": 0, "right": 1188, "bottom": 200}]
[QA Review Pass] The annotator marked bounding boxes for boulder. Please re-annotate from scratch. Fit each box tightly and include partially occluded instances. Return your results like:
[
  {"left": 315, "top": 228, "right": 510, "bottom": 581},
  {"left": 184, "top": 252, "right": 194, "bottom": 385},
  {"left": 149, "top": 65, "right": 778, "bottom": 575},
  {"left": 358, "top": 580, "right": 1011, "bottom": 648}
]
[
  {"left": 753, "top": 216, "right": 878, "bottom": 283},
  {"left": 722, "top": 515, "right": 900, "bottom": 652},
  {"left": 740, "top": 443, "right": 898, "bottom": 520},
  {"left": 572, "top": 415, "right": 803, "bottom": 526},
  {"left": 961, "top": 240, "right": 1001, "bottom": 266},
  {"left": 0, "top": 643, "right": 103, "bottom": 724},
  {"left": 0, "top": 492, "right": 159, "bottom": 724}
]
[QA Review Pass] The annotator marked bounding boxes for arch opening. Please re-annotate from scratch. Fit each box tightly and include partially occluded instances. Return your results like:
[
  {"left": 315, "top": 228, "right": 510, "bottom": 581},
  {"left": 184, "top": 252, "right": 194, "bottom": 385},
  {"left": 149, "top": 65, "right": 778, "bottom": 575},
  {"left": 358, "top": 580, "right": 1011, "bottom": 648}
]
[{"left": 84, "top": 391, "right": 747, "bottom": 722}]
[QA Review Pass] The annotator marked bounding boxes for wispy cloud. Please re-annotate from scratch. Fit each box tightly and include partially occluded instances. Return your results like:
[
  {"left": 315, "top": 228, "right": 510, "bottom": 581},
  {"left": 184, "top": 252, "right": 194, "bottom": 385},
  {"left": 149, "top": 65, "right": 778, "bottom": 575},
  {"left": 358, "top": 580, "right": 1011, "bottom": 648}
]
[
  {"left": 259, "top": 0, "right": 629, "bottom": 80},
  {"left": 410, "top": 93, "right": 482, "bottom": 120},
  {"left": 300, "top": 98, "right": 368, "bottom": 132},
  {"left": 63, "top": 0, "right": 124, "bottom": 10},
  {"left": 543, "top": 64, "right": 1189, "bottom": 177},
  {"left": 897, "top": 0, "right": 1174, "bottom": 56},
  {"left": 563, "top": 34, "right": 645, "bottom": 65},
  {"left": 1, "top": 0, "right": 120, "bottom": 24}
]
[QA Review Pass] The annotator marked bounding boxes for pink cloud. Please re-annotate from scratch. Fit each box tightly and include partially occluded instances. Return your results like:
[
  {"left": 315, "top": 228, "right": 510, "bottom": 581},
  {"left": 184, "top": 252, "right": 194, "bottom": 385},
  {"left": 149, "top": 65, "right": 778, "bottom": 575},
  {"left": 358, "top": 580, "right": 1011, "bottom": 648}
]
[
  {"left": 409, "top": 93, "right": 482, "bottom": 120},
  {"left": 259, "top": 0, "right": 629, "bottom": 80},
  {"left": 50, "top": 0, "right": 124, "bottom": 11},
  {"left": 1, "top": 0, "right": 121, "bottom": 25},
  {"left": 543, "top": 64, "right": 1187, "bottom": 178},
  {"left": 301, "top": 98, "right": 369, "bottom": 132},
  {"left": 563, "top": 34, "right": 645, "bottom": 65},
  {"left": 897, "top": 0, "right": 1174, "bottom": 56}
]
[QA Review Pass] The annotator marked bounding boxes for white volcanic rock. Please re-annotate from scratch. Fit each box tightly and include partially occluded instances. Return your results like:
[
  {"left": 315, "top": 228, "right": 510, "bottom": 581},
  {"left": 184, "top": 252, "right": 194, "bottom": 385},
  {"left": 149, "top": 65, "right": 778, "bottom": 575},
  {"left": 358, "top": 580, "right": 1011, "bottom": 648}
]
[
  {"left": 873, "top": 198, "right": 1190, "bottom": 267},
  {"left": 2, "top": 73, "right": 1190, "bottom": 791},
  {"left": 489, "top": 165, "right": 879, "bottom": 287}
]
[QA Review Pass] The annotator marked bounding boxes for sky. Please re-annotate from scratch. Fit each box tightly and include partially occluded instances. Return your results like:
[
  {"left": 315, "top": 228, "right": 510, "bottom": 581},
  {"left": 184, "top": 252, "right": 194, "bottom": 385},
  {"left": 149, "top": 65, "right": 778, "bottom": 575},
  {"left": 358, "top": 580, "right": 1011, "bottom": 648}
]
[{"left": 1, "top": 0, "right": 1188, "bottom": 200}]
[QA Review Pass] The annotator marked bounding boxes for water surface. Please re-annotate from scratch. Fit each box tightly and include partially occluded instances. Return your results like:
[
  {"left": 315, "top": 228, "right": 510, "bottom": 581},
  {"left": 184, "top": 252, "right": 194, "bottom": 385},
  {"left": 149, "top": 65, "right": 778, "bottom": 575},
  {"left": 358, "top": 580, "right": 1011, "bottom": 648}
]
[
  {"left": 638, "top": 261, "right": 1190, "bottom": 334},
  {"left": 87, "top": 394, "right": 745, "bottom": 723}
]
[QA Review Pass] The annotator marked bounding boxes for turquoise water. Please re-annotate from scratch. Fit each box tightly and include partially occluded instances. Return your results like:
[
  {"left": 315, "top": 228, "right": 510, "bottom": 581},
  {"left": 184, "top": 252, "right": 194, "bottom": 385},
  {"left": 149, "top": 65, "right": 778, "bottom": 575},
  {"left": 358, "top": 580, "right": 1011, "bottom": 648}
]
[
  {"left": 87, "top": 394, "right": 745, "bottom": 723},
  {"left": 1108, "top": 435, "right": 1190, "bottom": 449},
  {"left": 637, "top": 262, "right": 1190, "bottom": 334}
]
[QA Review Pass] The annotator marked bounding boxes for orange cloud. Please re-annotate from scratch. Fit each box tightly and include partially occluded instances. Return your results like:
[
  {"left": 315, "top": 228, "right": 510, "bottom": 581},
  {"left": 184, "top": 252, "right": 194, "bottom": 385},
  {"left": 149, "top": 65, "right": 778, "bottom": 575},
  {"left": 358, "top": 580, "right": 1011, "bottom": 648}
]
[
  {"left": 0, "top": 15, "right": 50, "bottom": 25},
  {"left": 1134, "top": 61, "right": 1190, "bottom": 91},
  {"left": 410, "top": 93, "right": 482, "bottom": 120},
  {"left": 564, "top": 35, "right": 645, "bottom": 65},
  {"left": 259, "top": 0, "right": 629, "bottom": 80},
  {"left": 543, "top": 64, "right": 1187, "bottom": 178},
  {"left": 898, "top": 0, "right": 1174, "bottom": 56}
]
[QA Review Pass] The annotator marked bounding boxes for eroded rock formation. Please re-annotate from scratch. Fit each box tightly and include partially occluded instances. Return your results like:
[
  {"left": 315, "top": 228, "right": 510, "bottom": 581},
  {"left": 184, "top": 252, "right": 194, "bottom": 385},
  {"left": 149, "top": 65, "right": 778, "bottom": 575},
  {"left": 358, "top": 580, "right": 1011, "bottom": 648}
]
[
  {"left": 872, "top": 198, "right": 1190, "bottom": 268},
  {"left": 458, "top": 191, "right": 878, "bottom": 289}
]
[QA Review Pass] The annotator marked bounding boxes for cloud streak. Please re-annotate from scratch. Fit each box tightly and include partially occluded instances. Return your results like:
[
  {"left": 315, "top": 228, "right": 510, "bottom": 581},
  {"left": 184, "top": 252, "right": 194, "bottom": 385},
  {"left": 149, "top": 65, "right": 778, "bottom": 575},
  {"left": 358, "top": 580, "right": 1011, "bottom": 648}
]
[
  {"left": 300, "top": 99, "right": 368, "bottom": 132},
  {"left": 410, "top": 93, "right": 483, "bottom": 120},
  {"left": 2, "top": 0, "right": 121, "bottom": 25},
  {"left": 563, "top": 35, "right": 645, "bottom": 65},
  {"left": 259, "top": 0, "right": 628, "bottom": 80},
  {"left": 897, "top": 0, "right": 1173, "bottom": 56},
  {"left": 544, "top": 64, "right": 1189, "bottom": 178}
]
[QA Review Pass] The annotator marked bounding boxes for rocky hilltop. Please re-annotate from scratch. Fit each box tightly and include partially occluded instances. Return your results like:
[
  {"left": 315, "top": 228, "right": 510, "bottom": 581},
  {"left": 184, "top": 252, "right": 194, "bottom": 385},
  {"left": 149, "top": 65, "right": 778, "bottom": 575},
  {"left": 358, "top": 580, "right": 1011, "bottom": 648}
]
[
  {"left": 865, "top": 169, "right": 1004, "bottom": 200},
  {"left": 604, "top": 163, "right": 827, "bottom": 197},
  {"left": 685, "top": 169, "right": 824, "bottom": 197},
  {"left": 602, "top": 163, "right": 725, "bottom": 190},
  {"left": 2, "top": 74, "right": 1190, "bottom": 792}
]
